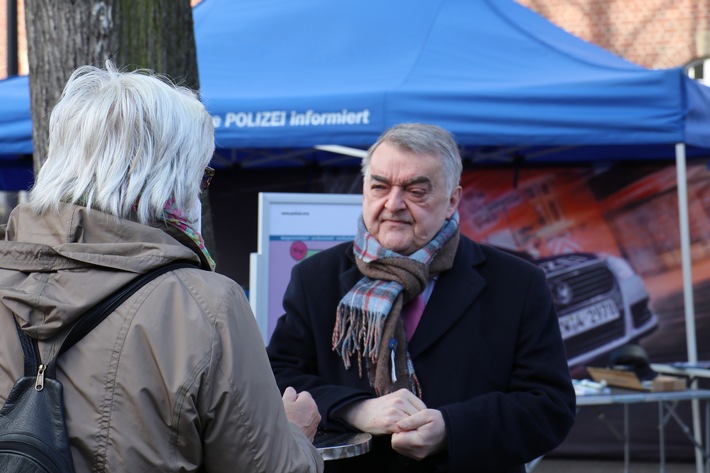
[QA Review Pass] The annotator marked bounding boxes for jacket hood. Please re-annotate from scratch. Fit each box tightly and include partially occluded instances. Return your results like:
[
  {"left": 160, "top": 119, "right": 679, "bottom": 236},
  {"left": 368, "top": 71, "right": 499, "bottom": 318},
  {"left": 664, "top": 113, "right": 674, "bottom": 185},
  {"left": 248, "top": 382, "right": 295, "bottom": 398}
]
[{"left": 0, "top": 203, "right": 203, "bottom": 339}]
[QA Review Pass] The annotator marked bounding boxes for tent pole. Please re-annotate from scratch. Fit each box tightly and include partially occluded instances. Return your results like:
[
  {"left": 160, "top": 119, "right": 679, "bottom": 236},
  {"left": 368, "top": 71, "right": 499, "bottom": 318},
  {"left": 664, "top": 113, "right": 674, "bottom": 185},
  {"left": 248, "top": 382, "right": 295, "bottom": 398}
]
[
  {"left": 677, "top": 142, "right": 699, "bottom": 363},
  {"left": 675, "top": 142, "right": 703, "bottom": 473}
]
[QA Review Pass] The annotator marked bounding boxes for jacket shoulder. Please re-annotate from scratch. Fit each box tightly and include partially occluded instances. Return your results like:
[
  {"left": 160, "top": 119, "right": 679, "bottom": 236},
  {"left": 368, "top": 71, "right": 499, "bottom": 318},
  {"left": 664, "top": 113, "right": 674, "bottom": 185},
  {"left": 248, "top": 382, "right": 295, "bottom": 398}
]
[
  {"left": 168, "top": 266, "right": 249, "bottom": 315},
  {"left": 478, "top": 242, "right": 541, "bottom": 271},
  {"left": 456, "top": 236, "right": 544, "bottom": 282}
]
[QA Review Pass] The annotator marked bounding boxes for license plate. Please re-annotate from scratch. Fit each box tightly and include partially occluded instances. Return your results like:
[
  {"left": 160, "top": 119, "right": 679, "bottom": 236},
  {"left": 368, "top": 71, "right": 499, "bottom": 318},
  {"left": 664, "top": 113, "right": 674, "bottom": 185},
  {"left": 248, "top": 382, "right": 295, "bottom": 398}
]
[{"left": 558, "top": 299, "right": 620, "bottom": 339}]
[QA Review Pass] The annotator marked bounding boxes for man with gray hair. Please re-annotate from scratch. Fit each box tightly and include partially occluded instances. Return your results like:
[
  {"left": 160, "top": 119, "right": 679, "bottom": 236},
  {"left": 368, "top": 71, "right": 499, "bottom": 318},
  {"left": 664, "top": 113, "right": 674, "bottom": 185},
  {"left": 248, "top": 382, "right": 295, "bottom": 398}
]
[
  {"left": 0, "top": 62, "right": 323, "bottom": 473},
  {"left": 268, "top": 123, "right": 575, "bottom": 472}
]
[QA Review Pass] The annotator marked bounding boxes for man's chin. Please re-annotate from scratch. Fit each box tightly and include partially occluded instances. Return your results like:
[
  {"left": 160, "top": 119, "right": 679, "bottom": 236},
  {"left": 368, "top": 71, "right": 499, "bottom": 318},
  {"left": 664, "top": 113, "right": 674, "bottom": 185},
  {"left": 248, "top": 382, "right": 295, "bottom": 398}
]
[{"left": 380, "top": 237, "right": 414, "bottom": 255}]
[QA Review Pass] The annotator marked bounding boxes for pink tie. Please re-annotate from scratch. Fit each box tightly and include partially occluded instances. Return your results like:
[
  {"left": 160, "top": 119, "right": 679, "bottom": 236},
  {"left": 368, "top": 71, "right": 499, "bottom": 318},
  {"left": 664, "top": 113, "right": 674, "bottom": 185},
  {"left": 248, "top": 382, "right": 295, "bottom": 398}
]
[{"left": 401, "top": 294, "right": 426, "bottom": 342}]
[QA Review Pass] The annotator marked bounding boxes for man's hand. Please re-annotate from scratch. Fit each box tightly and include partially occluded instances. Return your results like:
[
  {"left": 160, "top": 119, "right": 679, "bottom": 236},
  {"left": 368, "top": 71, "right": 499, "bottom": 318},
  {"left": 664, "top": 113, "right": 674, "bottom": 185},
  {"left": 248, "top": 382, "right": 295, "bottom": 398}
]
[
  {"left": 391, "top": 408, "right": 447, "bottom": 460},
  {"left": 337, "top": 389, "right": 427, "bottom": 435},
  {"left": 282, "top": 386, "right": 321, "bottom": 441}
]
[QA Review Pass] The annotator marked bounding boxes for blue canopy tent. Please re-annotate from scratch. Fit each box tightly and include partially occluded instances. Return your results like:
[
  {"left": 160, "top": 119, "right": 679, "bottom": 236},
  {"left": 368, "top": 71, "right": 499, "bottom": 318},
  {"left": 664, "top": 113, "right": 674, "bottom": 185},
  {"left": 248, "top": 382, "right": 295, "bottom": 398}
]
[{"left": 3, "top": 0, "right": 710, "bottom": 164}]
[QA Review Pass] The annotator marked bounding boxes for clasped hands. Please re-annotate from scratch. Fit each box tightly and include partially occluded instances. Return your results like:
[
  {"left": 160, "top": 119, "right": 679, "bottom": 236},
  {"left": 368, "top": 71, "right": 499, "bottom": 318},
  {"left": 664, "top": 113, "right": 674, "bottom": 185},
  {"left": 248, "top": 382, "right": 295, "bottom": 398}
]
[{"left": 338, "top": 388, "right": 447, "bottom": 461}]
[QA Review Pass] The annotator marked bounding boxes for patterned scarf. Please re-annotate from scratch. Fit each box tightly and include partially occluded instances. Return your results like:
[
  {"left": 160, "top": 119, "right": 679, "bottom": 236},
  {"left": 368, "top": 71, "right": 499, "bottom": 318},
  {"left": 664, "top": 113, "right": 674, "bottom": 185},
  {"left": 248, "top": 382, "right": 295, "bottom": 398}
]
[
  {"left": 332, "top": 212, "right": 460, "bottom": 397},
  {"left": 162, "top": 197, "right": 216, "bottom": 270}
]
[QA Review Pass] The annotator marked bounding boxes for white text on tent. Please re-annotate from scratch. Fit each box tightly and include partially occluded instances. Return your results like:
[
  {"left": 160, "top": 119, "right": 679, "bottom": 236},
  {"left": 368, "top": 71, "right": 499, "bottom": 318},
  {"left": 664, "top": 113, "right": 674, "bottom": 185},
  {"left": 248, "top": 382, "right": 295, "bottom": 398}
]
[{"left": 214, "top": 109, "right": 371, "bottom": 129}]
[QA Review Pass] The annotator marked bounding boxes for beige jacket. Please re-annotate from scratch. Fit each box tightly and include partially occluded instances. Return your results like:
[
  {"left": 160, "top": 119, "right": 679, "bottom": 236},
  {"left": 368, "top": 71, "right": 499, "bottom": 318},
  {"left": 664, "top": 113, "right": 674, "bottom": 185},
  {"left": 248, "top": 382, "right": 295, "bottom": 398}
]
[{"left": 0, "top": 203, "right": 323, "bottom": 473}]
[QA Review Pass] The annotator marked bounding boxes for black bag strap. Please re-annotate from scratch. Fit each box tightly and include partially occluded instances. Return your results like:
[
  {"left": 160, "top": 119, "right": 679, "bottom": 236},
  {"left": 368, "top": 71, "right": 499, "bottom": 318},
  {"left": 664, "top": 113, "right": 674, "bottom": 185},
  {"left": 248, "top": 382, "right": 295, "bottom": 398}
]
[
  {"left": 13, "top": 315, "right": 39, "bottom": 377},
  {"left": 12, "top": 261, "right": 198, "bottom": 378}
]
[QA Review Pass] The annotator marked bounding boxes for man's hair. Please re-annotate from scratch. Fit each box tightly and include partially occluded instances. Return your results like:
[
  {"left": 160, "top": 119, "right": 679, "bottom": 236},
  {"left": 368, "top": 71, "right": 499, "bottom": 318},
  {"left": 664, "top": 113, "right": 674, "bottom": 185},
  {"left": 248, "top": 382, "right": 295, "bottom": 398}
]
[
  {"left": 29, "top": 61, "right": 215, "bottom": 224},
  {"left": 361, "top": 123, "right": 462, "bottom": 194}
]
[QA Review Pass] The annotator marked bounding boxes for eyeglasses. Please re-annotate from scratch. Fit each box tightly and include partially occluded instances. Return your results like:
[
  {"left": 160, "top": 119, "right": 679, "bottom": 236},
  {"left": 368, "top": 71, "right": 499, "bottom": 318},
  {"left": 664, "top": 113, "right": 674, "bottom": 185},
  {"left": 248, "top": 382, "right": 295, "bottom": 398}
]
[{"left": 201, "top": 166, "right": 215, "bottom": 192}]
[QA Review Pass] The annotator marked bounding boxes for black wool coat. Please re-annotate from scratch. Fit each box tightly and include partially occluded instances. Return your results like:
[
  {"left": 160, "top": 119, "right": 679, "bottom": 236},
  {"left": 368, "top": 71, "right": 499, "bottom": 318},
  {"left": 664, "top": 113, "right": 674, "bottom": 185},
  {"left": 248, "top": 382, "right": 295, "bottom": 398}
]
[{"left": 267, "top": 235, "right": 576, "bottom": 473}]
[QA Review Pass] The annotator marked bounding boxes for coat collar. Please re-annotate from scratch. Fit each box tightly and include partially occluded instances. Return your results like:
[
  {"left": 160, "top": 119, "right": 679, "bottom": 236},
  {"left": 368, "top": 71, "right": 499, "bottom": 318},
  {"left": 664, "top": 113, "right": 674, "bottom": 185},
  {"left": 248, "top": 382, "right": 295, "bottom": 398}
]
[{"left": 338, "top": 237, "right": 487, "bottom": 357}]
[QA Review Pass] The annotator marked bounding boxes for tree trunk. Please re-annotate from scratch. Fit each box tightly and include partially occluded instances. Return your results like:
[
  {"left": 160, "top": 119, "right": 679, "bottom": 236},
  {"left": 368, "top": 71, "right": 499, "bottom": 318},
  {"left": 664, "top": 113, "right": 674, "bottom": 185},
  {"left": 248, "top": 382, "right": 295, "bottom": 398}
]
[
  {"left": 25, "top": 0, "right": 119, "bottom": 172},
  {"left": 116, "top": 0, "right": 198, "bottom": 90},
  {"left": 24, "top": 0, "right": 218, "bottom": 262}
]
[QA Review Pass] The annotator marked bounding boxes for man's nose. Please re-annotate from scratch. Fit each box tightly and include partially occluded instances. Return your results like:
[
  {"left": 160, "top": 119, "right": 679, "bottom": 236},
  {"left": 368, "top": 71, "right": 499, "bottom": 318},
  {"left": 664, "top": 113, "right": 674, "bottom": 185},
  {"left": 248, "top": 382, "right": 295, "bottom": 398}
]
[{"left": 384, "top": 187, "right": 406, "bottom": 211}]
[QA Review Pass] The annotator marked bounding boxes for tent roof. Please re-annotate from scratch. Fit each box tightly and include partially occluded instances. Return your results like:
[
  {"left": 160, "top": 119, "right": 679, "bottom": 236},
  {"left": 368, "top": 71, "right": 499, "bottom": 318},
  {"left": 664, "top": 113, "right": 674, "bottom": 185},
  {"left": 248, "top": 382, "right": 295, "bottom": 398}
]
[
  {"left": 2, "top": 0, "right": 710, "bottom": 174},
  {"left": 193, "top": 0, "right": 710, "bottom": 163}
]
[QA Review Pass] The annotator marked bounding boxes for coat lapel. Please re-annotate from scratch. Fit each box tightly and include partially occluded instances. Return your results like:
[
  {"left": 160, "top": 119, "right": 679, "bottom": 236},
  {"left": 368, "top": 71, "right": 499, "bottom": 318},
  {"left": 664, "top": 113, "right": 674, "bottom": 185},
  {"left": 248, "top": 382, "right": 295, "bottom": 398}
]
[
  {"left": 408, "top": 238, "right": 487, "bottom": 358},
  {"left": 339, "top": 243, "right": 362, "bottom": 294}
]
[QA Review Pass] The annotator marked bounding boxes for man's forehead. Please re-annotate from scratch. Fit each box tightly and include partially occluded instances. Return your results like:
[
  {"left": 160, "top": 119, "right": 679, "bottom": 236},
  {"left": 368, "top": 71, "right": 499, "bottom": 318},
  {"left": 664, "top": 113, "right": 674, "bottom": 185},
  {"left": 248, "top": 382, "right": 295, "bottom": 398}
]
[{"left": 369, "top": 146, "right": 444, "bottom": 182}]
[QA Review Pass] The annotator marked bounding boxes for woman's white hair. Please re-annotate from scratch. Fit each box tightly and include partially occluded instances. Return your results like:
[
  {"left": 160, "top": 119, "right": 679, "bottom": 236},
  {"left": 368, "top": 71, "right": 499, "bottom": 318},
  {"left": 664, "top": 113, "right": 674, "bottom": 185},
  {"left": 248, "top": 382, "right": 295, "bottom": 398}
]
[{"left": 29, "top": 61, "right": 215, "bottom": 224}]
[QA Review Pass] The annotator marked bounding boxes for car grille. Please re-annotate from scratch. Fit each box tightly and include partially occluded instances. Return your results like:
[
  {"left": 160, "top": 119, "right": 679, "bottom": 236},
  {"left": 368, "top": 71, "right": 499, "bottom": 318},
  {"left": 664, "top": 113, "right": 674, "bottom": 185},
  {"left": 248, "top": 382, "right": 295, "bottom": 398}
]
[
  {"left": 548, "top": 263, "right": 623, "bottom": 362},
  {"left": 548, "top": 263, "right": 616, "bottom": 310}
]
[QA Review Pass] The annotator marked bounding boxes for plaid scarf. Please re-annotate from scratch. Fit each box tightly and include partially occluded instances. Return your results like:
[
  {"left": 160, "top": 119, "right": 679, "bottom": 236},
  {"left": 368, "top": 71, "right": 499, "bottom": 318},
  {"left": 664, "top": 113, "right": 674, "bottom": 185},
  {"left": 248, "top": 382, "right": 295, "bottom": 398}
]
[{"left": 332, "top": 211, "right": 460, "bottom": 397}]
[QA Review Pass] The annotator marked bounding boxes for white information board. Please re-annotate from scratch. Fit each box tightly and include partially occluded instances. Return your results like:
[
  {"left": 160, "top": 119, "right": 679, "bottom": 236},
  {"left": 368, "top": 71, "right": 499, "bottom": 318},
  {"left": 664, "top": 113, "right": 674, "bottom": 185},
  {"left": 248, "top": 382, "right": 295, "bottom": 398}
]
[{"left": 250, "top": 192, "right": 362, "bottom": 341}]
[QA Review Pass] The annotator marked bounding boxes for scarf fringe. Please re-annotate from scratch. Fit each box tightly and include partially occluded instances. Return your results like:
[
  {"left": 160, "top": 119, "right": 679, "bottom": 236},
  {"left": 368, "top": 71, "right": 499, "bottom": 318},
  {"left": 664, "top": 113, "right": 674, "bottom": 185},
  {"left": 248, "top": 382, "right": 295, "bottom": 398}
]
[
  {"left": 408, "top": 360, "right": 423, "bottom": 398},
  {"left": 332, "top": 305, "right": 386, "bottom": 377}
]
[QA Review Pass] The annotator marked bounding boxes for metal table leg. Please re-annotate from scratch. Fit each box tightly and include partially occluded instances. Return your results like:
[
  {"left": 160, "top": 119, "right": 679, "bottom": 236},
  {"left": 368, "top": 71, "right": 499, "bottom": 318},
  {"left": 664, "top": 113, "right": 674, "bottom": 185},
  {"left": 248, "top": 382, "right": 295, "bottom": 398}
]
[
  {"left": 625, "top": 404, "right": 630, "bottom": 473},
  {"left": 705, "top": 399, "right": 709, "bottom": 473},
  {"left": 659, "top": 401, "right": 666, "bottom": 473}
]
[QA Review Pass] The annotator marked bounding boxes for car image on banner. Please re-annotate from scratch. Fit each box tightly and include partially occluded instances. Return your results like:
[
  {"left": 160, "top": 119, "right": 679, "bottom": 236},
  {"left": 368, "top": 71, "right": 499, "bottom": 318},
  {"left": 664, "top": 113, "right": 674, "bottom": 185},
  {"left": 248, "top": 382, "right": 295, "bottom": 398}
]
[{"left": 502, "top": 248, "right": 658, "bottom": 371}]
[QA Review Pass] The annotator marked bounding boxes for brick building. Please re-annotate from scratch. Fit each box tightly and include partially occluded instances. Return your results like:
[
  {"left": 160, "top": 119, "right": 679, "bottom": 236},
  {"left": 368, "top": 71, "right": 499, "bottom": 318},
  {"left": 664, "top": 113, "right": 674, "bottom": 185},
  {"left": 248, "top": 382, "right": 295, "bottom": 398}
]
[
  {"left": 0, "top": 0, "right": 26, "bottom": 77},
  {"left": 518, "top": 0, "right": 710, "bottom": 69}
]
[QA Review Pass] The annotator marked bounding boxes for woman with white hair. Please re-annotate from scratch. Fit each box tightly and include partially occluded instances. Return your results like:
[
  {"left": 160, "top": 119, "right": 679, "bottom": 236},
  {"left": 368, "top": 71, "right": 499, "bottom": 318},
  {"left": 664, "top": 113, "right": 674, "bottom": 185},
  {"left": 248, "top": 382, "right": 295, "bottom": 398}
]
[{"left": 0, "top": 63, "right": 323, "bottom": 473}]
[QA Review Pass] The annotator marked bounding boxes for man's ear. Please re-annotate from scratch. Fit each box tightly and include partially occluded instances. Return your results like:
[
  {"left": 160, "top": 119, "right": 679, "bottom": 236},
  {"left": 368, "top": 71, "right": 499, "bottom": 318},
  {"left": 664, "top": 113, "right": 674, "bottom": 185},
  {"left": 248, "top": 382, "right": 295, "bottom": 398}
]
[{"left": 447, "top": 186, "right": 462, "bottom": 218}]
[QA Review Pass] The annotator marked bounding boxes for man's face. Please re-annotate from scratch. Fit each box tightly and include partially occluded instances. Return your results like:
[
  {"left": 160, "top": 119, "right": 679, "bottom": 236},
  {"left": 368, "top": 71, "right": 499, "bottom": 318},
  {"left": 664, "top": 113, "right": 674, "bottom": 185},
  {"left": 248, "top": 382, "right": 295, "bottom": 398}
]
[{"left": 362, "top": 141, "right": 461, "bottom": 255}]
